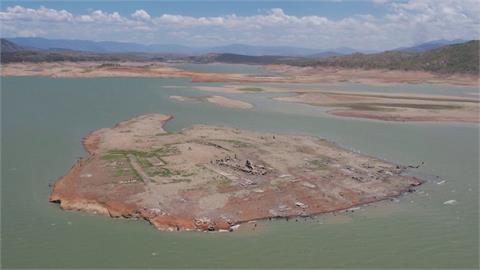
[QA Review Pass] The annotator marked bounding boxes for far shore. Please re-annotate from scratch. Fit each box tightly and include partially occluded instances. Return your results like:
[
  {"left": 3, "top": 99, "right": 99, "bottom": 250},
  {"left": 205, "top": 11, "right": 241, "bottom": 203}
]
[{"left": 1, "top": 61, "right": 478, "bottom": 86}]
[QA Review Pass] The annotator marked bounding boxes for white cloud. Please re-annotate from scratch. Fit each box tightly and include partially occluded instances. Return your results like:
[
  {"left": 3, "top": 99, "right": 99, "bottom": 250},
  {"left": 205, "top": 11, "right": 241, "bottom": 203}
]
[
  {"left": 0, "top": 5, "right": 73, "bottom": 21},
  {"left": 0, "top": 1, "right": 478, "bottom": 50},
  {"left": 131, "top": 9, "right": 150, "bottom": 20},
  {"left": 372, "top": 0, "right": 391, "bottom": 4}
]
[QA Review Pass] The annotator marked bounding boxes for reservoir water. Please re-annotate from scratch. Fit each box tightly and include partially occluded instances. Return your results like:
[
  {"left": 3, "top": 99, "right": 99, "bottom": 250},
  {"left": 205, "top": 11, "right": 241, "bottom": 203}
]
[{"left": 1, "top": 76, "right": 478, "bottom": 268}]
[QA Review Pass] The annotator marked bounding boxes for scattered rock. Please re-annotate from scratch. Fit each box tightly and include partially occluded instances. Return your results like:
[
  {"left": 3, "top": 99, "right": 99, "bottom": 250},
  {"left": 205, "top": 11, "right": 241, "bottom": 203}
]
[
  {"left": 301, "top": 182, "right": 316, "bottom": 188},
  {"left": 295, "top": 202, "right": 308, "bottom": 208},
  {"left": 443, "top": 199, "right": 458, "bottom": 205}
]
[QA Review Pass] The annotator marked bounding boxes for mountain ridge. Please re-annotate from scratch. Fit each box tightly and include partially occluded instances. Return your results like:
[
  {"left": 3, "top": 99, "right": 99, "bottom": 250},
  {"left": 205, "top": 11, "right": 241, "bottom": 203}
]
[
  {"left": 393, "top": 39, "right": 466, "bottom": 53},
  {"left": 6, "top": 37, "right": 360, "bottom": 56},
  {"left": 2, "top": 38, "right": 478, "bottom": 74},
  {"left": 289, "top": 40, "right": 479, "bottom": 74}
]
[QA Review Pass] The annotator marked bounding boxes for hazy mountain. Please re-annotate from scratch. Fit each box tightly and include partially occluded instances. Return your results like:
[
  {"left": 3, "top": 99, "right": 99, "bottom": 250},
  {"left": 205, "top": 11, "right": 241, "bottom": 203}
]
[
  {"left": 1, "top": 38, "right": 29, "bottom": 52},
  {"left": 3, "top": 38, "right": 478, "bottom": 74},
  {"left": 7, "top": 37, "right": 359, "bottom": 56},
  {"left": 290, "top": 40, "right": 479, "bottom": 74},
  {"left": 307, "top": 51, "right": 343, "bottom": 58},
  {"left": 201, "top": 44, "right": 316, "bottom": 56},
  {"left": 394, "top": 39, "right": 466, "bottom": 53},
  {"left": 7, "top": 37, "right": 193, "bottom": 54},
  {"left": 0, "top": 38, "right": 156, "bottom": 63}
]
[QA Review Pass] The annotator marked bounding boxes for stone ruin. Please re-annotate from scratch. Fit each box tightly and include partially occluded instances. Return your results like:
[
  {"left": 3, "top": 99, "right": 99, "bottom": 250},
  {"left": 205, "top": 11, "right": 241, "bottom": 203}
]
[{"left": 213, "top": 155, "right": 268, "bottom": 176}]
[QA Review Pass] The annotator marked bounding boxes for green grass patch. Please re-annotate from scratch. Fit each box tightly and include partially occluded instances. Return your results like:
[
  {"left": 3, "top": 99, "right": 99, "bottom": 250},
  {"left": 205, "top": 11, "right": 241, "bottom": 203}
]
[
  {"left": 80, "top": 68, "right": 93, "bottom": 73},
  {"left": 136, "top": 157, "right": 153, "bottom": 168},
  {"left": 101, "top": 153, "right": 126, "bottom": 160},
  {"left": 179, "top": 171, "right": 195, "bottom": 177},
  {"left": 106, "top": 149, "right": 150, "bottom": 157},
  {"left": 155, "top": 132, "right": 172, "bottom": 136},
  {"left": 215, "top": 139, "right": 253, "bottom": 148},
  {"left": 238, "top": 87, "right": 263, "bottom": 92},
  {"left": 307, "top": 158, "right": 331, "bottom": 170},
  {"left": 373, "top": 103, "right": 462, "bottom": 110},
  {"left": 149, "top": 167, "right": 175, "bottom": 177},
  {"left": 149, "top": 168, "right": 193, "bottom": 178},
  {"left": 114, "top": 167, "right": 131, "bottom": 177},
  {"left": 104, "top": 146, "right": 179, "bottom": 159},
  {"left": 335, "top": 103, "right": 462, "bottom": 111},
  {"left": 151, "top": 145, "right": 180, "bottom": 156},
  {"left": 213, "top": 177, "right": 232, "bottom": 189},
  {"left": 170, "top": 178, "right": 192, "bottom": 184},
  {"left": 334, "top": 103, "right": 396, "bottom": 112}
]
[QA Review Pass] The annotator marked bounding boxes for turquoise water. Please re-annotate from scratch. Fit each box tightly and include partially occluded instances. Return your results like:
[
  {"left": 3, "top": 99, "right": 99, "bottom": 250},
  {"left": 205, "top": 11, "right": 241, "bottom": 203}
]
[{"left": 1, "top": 76, "right": 478, "bottom": 268}]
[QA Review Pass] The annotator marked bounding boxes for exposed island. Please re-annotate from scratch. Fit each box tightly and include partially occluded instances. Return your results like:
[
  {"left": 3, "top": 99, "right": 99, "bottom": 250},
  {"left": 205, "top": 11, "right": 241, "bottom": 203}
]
[{"left": 50, "top": 114, "right": 421, "bottom": 232}]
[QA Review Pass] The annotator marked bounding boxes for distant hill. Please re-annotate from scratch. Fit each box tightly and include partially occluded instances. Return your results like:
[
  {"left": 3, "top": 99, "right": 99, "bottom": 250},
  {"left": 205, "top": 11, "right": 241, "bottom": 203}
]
[
  {"left": 307, "top": 51, "right": 343, "bottom": 59},
  {"left": 191, "top": 53, "right": 298, "bottom": 64},
  {"left": 6, "top": 37, "right": 194, "bottom": 55},
  {"left": 6, "top": 37, "right": 360, "bottom": 56},
  {"left": 1, "top": 39, "right": 28, "bottom": 53},
  {"left": 3, "top": 38, "right": 478, "bottom": 75},
  {"left": 289, "top": 40, "right": 479, "bottom": 74},
  {"left": 198, "top": 44, "right": 358, "bottom": 56},
  {"left": 0, "top": 38, "right": 155, "bottom": 63},
  {"left": 0, "top": 39, "right": 301, "bottom": 64},
  {"left": 394, "top": 39, "right": 466, "bottom": 53}
]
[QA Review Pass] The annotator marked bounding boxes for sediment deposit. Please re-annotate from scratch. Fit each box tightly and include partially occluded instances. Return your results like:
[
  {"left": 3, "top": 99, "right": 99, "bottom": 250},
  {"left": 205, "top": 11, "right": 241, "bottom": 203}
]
[{"left": 275, "top": 91, "right": 480, "bottom": 123}]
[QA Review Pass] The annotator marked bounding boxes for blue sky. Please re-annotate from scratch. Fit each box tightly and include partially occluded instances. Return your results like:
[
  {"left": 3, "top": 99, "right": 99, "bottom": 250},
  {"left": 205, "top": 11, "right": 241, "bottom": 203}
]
[
  {"left": 1, "top": 1, "right": 390, "bottom": 18},
  {"left": 1, "top": 0, "right": 479, "bottom": 50}
]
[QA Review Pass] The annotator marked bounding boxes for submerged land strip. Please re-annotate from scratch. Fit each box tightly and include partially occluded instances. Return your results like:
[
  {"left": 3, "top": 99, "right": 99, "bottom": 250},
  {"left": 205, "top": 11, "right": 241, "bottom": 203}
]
[
  {"left": 191, "top": 85, "right": 479, "bottom": 123},
  {"left": 170, "top": 95, "right": 253, "bottom": 110},
  {"left": 274, "top": 91, "right": 480, "bottom": 123},
  {"left": 50, "top": 114, "right": 421, "bottom": 232},
  {"left": 2, "top": 61, "right": 478, "bottom": 123}
]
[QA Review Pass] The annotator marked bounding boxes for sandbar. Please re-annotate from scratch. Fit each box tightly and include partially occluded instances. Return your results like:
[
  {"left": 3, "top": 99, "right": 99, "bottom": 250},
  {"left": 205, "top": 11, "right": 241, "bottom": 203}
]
[
  {"left": 170, "top": 95, "right": 253, "bottom": 109},
  {"left": 275, "top": 91, "right": 480, "bottom": 123}
]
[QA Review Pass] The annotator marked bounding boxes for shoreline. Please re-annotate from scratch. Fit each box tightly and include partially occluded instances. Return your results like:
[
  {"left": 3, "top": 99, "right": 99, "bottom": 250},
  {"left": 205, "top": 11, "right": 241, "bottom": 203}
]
[{"left": 2, "top": 61, "right": 478, "bottom": 86}]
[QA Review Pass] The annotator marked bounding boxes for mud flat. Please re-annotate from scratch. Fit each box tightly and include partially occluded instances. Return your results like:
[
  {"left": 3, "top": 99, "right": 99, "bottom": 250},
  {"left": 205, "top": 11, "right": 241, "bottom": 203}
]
[
  {"left": 275, "top": 91, "right": 480, "bottom": 123},
  {"left": 170, "top": 95, "right": 253, "bottom": 109},
  {"left": 50, "top": 114, "right": 421, "bottom": 232}
]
